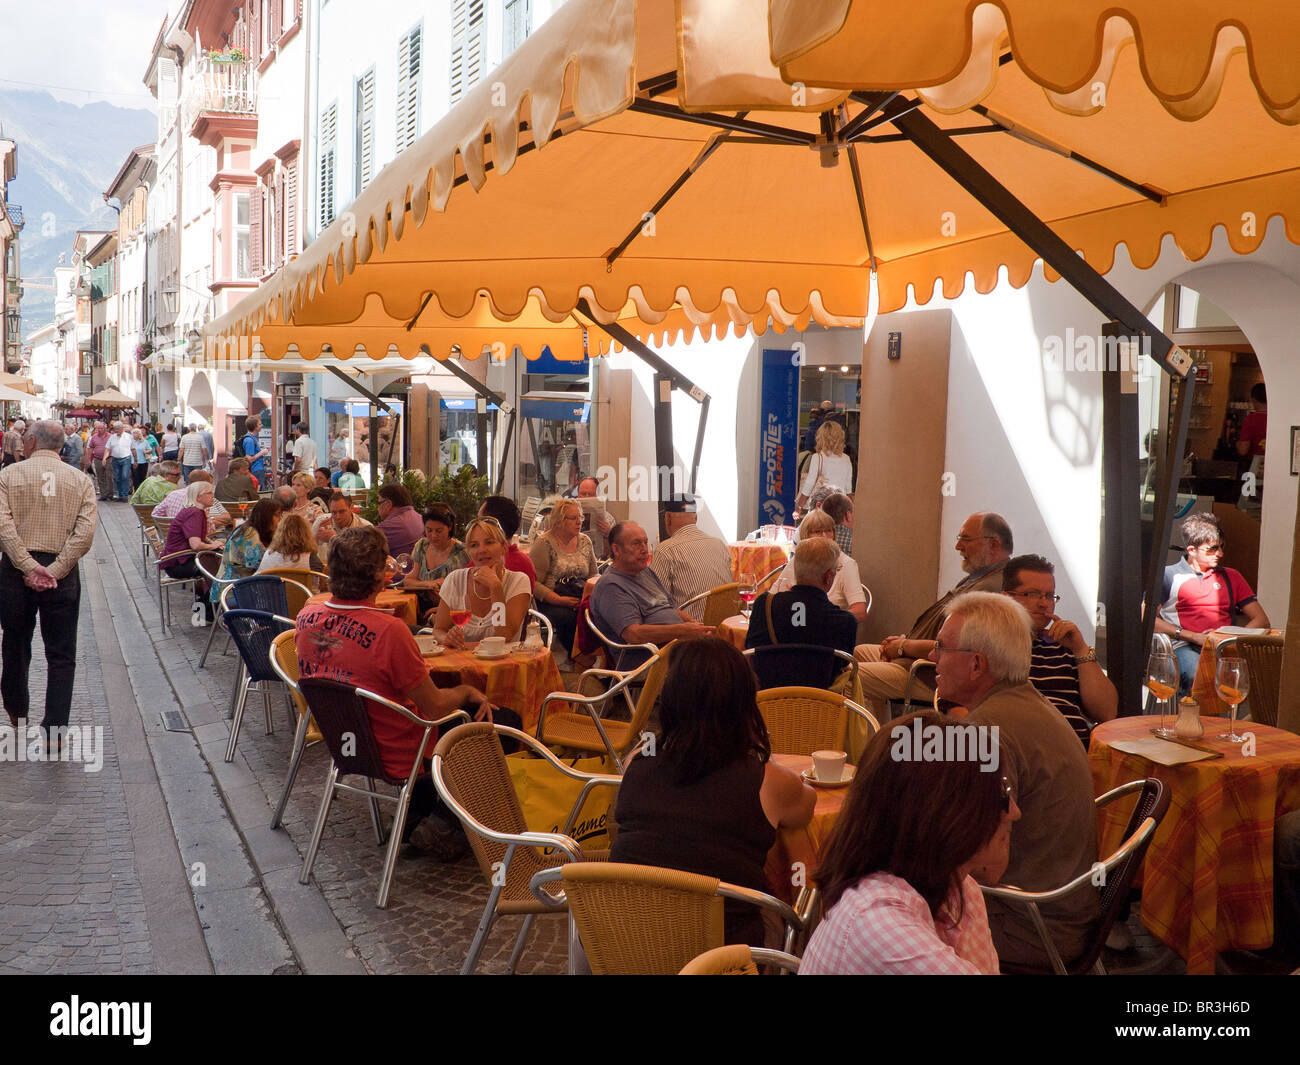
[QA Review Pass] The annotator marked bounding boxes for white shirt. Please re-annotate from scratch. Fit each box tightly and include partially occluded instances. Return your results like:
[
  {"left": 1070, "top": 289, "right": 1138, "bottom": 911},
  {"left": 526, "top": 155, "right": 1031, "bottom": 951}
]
[
  {"left": 799, "top": 451, "right": 854, "bottom": 498},
  {"left": 440, "top": 567, "right": 531, "bottom": 641},
  {"left": 257, "top": 550, "right": 315, "bottom": 574},
  {"left": 108, "top": 432, "right": 134, "bottom": 459},
  {"left": 293, "top": 435, "right": 318, "bottom": 472},
  {"left": 774, "top": 550, "right": 865, "bottom": 612}
]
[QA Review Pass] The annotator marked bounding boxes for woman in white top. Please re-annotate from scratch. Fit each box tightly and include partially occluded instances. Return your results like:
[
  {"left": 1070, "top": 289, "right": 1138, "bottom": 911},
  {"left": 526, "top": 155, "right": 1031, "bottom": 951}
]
[
  {"left": 796, "top": 419, "right": 853, "bottom": 510},
  {"left": 773, "top": 510, "right": 866, "bottom": 622},
  {"left": 257, "top": 512, "right": 324, "bottom": 574},
  {"left": 433, "top": 516, "right": 532, "bottom": 647}
]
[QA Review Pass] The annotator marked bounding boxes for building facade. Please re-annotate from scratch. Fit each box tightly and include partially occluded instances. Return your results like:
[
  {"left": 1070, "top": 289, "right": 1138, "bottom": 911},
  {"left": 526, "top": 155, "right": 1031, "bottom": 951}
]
[{"left": 1, "top": 128, "right": 23, "bottom": 374}]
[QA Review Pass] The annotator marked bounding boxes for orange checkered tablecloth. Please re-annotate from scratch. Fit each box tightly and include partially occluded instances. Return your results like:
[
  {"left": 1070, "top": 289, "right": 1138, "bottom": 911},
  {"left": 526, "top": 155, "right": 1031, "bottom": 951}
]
[
  {"left": 1089, "top": 715, "right": 1300, "bottom": 975},
  {"left": 306, "top": 590, "right": 418, "bottom": 627},
  {"left": 424, "top": 645, "right": 565, "bottom": 733},
  {"left": 1189, "top": 629, "right": 1283, "bottom": 716},
  {"left": 729, "top": 542, "right": 790, "bottom": 583},
  {"left": 764, "top": 753, "right": 849, "bottom": 904},
  {"left": 718, "top": 614, "right": 749, "bottom": 651}
]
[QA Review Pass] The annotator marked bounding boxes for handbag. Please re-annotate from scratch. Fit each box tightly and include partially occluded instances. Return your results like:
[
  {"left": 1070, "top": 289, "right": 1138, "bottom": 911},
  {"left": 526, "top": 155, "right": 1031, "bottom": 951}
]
[
  {"left": 507, "top": 751, "right": 614, "bottom": 853},
  {"left": 552, "top": 574, "right": 587, "bottom": 600}
]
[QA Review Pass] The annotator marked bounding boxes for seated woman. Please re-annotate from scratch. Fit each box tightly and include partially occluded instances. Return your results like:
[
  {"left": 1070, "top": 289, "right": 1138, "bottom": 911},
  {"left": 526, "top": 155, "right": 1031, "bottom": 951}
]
[
  {"left": 403, "top": 502, "right": 470, "bottom": 623},
  {"left": 159, "top": 481, "right": 225, "bottom": 618},
  {"left": 431, "top": 516, "right": 532, "bottom": 647},
  {"left": 609, "top": 638, "right": 816, "bottom": 945},
  {"left": 799, "top": 711, "right": 1019, "bottom": 975},
  {"left": 338, "top": 458, "right": 365, "bottom": 494},
  {"left": 211, "top": 496, "right": 288, "bottom": 602},
  {"left": 257, "top": 512, "right": 325, "bottom": 574},
  {"left": 289, "top": 470, "right": 325, "bottom": 524},
  {"left": 773, "top": 509, "right": 866, "bottom": 622},
  {"left": 528, "top": 498, "right": 597, "bottom": 663}
]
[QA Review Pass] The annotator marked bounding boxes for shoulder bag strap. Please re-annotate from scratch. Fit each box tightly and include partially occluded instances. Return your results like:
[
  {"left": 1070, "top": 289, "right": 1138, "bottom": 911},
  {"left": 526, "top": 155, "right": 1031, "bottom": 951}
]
[{"left": 765, "top": 591, "right": 780, "bottom": 645}]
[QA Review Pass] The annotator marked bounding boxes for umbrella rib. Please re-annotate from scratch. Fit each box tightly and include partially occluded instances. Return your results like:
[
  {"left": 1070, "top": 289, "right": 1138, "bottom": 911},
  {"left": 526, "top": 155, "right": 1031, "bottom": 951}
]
[
  {"left": 841, "top": 110, "right": 878, "bottom": 271},
  {"left": 604, "top": 122, "right": 743, "bottom": 269},
  {"left": 627, "top": 98, "right": 815, "bottom": 146}
]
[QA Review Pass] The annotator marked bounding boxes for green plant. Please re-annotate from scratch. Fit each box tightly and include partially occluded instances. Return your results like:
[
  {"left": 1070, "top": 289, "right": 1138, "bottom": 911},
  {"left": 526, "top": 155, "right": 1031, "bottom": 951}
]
[{"left": 358, "top": 464, "right": 488, "bottom": 535}]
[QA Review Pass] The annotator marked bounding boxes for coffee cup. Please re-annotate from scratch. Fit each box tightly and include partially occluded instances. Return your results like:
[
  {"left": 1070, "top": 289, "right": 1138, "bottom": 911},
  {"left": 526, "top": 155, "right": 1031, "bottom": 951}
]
[
  {"left": 479, "top": 636, "right": 507, "bottom": 654},
  {"left": 811, "top": 750, "right": 847, "bottom": 783}
]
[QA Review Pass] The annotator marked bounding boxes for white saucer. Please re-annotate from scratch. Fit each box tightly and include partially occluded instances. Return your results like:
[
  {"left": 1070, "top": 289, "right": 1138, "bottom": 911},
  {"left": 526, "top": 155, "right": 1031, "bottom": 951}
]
[
  {"left": 802, "top": 765, "right": 854, "bottom": 789},
  {"left": 473, "top": 647, "right": 511, "bottom": 660},
  {"left": 416, "top": 636, "right": 442, "bottom": 655}
]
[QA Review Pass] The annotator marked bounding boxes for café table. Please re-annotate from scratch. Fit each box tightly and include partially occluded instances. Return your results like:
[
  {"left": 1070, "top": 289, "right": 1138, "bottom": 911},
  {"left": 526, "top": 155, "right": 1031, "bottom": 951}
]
[
  {"left": 1189, "top": 628, "right": 1284, "bottom": 715},
  {"left": 1089, "top": 714, "right": 1300, "bottom": 975},
  {"left": 764, "top": 752, "right": 850, "bottom": 904},
  {"left": 718, "top": 614, "right": 749, "bottom": 651},
  {"left": 729, "top": 542, "right": 790, "bottom": 584},
  {"left": 305, "top": 589, "right": 419, "bottom": 626},
  {"left": 423, "top": 641, "right": 565, "bottom": 733}
]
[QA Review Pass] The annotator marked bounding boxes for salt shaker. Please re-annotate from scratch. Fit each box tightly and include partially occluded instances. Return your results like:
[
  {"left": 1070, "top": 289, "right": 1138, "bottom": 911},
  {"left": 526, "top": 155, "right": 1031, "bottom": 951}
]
[
  {"left": 1174, "top": 696, "right": 1204, "bottom": 740},
  {"left": 524, "top": 619, "right": 542, "bottom": 651}
]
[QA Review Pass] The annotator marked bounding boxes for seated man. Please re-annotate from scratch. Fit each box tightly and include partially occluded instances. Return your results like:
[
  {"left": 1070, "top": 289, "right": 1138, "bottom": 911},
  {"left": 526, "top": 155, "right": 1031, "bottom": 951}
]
[
  {"left": 1156, "top": 512, "right": 1270, "bottom": 694},
  {"left": 575, "top": 475, "right": 615, "bottom": 558},
  {"left": 478, "top": 495, "right": 536, "bottom": 590},
  {"left": 129, "top": 459, "right": 181, "bottom": 506},
  {"left": 152, "top": 469, "right": 232, "bottom": 528},
  {"left": 589, "top": 521, "right": 711, "bottom": 669},
  {"left": 821, "top": 492, "right": 854, "bottom": 558},
  {"left": 296, "top": 526, "right": 505, "bottom": 858},
  {"left": 931, "top": 591, "right": 1099, "bottom": 969},
  {"left": 855, "top": 511, "right": 1012, "bottom": 719},
  {"left": 746, "top": 537, "right": 857, "bottom": 688},
  {"left": 214, "top": 456, "right": 260, "bottom": 502},
  {"left": 1002, "top": 554, "right": 1116, "bottom": 728},
  {"left": 648, "top": 493, "right": 733, "bottom": 621},
  {"left": 374, "top": 484, "right": 423, "bottom": 558},
  {"left": 313, "top": 490, "right": 373, "bottom": 567}
]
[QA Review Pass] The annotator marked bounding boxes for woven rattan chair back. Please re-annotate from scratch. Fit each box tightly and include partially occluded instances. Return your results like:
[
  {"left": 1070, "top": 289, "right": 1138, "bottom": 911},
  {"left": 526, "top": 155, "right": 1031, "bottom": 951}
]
[
  {"left": 560, "top": 862, "right": 725, "bottom": 975},
  {"left": 269, "top": 630, "right": 309, "bottom": 718},
  {"left": 261, "top": 566, "right": 329, "bottom": 594},
  {"left": 698, "top": 584, "right": 744, "bottom": 627},
  {"left": 132, "top": 502, "right": 157, "bottom": 532},
  {"left": 227, "top": 574, "right": 290, "bottom": 616},
  {"left": 433, "top": 722, "right": 562, "bottom": 904},
  {"left": 1236, "top": 634, "right": 1284, "bottom": 727},
  {"left": 224, "top": 610, "right": 293, "bottom": 685},
  {"left": 298, "top": 678, "right": 402, "bottom": 785},
  {"left": 280, "top": 578, "right": 313, "bottom": 620},
  {"left": 757, "top": 686, "right": 851, "bottom": 757}
]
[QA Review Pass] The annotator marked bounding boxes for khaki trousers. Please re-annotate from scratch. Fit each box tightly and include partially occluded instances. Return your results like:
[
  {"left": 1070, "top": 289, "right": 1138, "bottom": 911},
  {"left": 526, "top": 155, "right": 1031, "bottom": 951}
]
[{"left": 854, "top": 644, "right": 935, "bottom": 721}]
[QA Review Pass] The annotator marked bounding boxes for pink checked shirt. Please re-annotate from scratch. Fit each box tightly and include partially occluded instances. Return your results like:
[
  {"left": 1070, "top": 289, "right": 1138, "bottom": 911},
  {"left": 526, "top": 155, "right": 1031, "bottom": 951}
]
[{"left": 799, "top": 873, "right": 1000, "bottom": 975}]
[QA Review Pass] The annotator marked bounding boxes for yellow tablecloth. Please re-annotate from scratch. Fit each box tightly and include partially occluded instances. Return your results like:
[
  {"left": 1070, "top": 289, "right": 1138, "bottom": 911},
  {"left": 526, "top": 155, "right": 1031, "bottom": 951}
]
[
  {"left": 1089, "top": 715, "right": 1300, "bottom": 975},
  {"left": 765, "top": 753, "right": 848, "bottom": 904},
  {"left": 718, "top": 614, "right": 748, "bottom": 651},
  {"left": 729, "top": 542, "right": 790, "bottom": 583},
  {"left": 424, "top": 644, "right": 564, "bottom": 733}
]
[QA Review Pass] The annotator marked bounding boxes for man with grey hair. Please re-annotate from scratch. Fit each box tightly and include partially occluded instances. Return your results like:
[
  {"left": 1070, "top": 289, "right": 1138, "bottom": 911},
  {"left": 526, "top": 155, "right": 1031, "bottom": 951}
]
[
  {"left": 2, "top": 419, "right": 26, "bottom": 468},
  {"left": 745, "top": 537, "right": 857, "bottom": 688},
  {"left": 0, "top": 420, "right": 97, "bottom": 734},
  {"left": 931, "top": 590, "right": 1098, "bottom": 970},
  {"left": 59, "top": 422, "right": 84, "bottom": 468},
  {"left": 854, "top": 510, "right": 1013, "bottom": 718}
]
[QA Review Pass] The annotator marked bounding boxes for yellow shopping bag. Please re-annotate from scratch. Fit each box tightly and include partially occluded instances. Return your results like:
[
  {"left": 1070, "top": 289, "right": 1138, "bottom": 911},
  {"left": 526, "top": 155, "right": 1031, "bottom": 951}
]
[{"left": 506, "top": 751, "right": 616, "bottom": 854}]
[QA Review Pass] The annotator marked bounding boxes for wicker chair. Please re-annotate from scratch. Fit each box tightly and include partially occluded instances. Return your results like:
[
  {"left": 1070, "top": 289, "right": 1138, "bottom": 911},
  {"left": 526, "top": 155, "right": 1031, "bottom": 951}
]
[
  {"left": 131, "top": 502, "right": 157, "bottom": 570},
  {"left": 260, "top": 566, "right": 329, "bottom": 594},
  {"left": 432, "top": 722, "right": 619, "bottom": 974},
  {"left": 755, "top": 564, "right": 786, "bottom": 593},
  {"left": 529, "top": 862, "right": 807, "bottom": 975},
  {"left": 982, "top": 778, "right": 1170, "bottom": 974},
  {"left": 1215, "top": 634, "right": 1284, "bottom": 727},
  {"left": 584, "top": 610, "right": 659, "bottom": 667},
  {"left": 296, "top": 678, "right": 469, "bottom": 909},
  {"left": 267, "top": 629, "right": 322, "bottom": 830},
  {"left": 679, "top": 944, "right": 802, "bottom": 975},
  {"left": 535, "top": 642, "right": 675, "bottom": 770},
  {"left": 220, "top": 577, "right": 293, "bottom": 721},
  {"left": 755, "top": 686, "right": 878, "bottom": 759},
  {"left": 679, "top": 583, "right": 745, "bottom": 627},
  {"left": 145, "top": 526, "right": 201, "bottom": 633}
]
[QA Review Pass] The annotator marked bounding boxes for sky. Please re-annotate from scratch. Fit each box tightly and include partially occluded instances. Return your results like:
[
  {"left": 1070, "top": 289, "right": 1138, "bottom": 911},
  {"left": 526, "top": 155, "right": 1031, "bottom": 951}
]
[{"left": 0, "top": 0, "right": 172, "bottom": 109}]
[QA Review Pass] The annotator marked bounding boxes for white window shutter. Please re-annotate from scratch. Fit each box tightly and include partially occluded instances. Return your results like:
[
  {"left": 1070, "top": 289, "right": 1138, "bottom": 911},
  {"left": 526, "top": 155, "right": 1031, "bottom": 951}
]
[
  {"left": 450, "top": 0, "right": 484, "bottom": 104},
  {"left": 356, "top": 69, "right": 375, "bottom": 193},
  {"left": 396, "top": 27, "right": 422, "bottom": 154},
  {"left": 319, "top": 102, "right": 337, "bottom": 229}
]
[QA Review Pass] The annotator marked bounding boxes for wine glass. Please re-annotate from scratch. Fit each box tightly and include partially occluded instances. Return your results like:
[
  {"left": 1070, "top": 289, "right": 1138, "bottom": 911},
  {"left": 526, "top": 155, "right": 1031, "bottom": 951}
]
[
  {"left": 449, "top": 608, "right": 473, "bottom": 629},
  {"left": 738, "top": 572, "right": 758, "bottom": 620},
  {"left": 1215, "top": 657, "right": 1251, "bottom": 743},
  {"left": 1146, "top": 651, "right": 1178, "bottom": 739},
  {"left": 394, "top": 553, "right": 414, "bottom": 580}
]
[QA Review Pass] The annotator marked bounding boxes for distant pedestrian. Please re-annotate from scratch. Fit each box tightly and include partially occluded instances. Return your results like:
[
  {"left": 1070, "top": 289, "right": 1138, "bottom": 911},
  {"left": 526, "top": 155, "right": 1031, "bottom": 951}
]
[
  {"left": 161, "top": 423, "right": 180, "bottom": 463},
  {"left": 59, "top": 422, "right": 84, "bottom": 468},
  {"left": 108, "top": 421, "right": 134, "bottom": 501},
  {"left": 0, "top": 421, "right": 97, "bottom": 733},
  {"left": 239, "top": 416, "right": 270, "bottom": 483},
  {"left": 179, "top": 424, "right": 208, "bottom": 482},
  {"left": 130, "top": 428, "right": 155, "bottom": 490},
  {"left": 2, "top": 419, "right": 24, "bottom": 468},
  {"left": 292, "top": 423, "right": 318, "bottom": 474},
  {"left": 84, "top": 421, "right": 113, "bottom": 501}
]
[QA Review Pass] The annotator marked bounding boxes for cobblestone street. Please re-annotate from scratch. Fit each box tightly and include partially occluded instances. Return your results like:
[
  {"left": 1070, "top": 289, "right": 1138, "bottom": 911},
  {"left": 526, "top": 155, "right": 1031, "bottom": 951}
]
[{"left": 0, "top": 501, "right": 569, "bottom": 974}]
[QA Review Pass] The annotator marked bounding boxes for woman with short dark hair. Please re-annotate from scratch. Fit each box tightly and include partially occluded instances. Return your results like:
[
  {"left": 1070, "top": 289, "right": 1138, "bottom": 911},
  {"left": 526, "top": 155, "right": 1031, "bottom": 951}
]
[
  {"left": 799, "top": 711, "right": 1018, "bottom": 974},
  {"left": 609, "top": 638, "right": 815, "bottom": 944},
  {"left": 403, "top": 503, "right": 469, "bottom": 620}
]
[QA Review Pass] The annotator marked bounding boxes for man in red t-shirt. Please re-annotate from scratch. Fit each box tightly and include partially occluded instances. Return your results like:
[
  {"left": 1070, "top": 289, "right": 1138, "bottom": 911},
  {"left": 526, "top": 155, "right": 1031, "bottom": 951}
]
[
  {"left": 1237, "top": 382, "right": 1267, "bottom": 459},
  {"left": 296, "top": 525, "right": 499, "bottom": 855}
]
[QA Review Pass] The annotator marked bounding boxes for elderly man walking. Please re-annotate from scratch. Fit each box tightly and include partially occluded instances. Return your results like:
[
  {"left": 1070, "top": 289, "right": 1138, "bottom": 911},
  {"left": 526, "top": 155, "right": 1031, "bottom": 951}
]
[
  {"left": 84, "top": 420, "right": 113, "bottom": 501},
  {"left": 0, "top": 421, "right": 97, "bottom": 733}
]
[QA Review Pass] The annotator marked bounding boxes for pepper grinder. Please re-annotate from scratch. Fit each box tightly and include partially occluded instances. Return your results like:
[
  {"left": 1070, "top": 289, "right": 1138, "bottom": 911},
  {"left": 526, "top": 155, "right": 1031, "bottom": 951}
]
[{"left": 1174, "top": 696, "right": 1204, "bottom": 740}]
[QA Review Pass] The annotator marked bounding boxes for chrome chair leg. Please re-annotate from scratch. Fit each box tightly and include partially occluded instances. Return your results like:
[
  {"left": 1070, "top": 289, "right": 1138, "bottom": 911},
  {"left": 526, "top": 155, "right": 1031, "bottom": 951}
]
[
  {"left": 366, "top": 779, "right": 385, "bottom": 845},
  {"left": 270, "top": 710, "right": 313, "bottom": 830},
  {"left": 463, "top": 842, "right": 514, "bottom": 974},
  {"left": 507, "top": 914, "right": 535, "bottom": 974},
  {"left": 262, "top": 685, "right": 273, "bottom": 734},
  {"left": 225, "top": 674, "right": 252, "bottom": 763},
  {"left": 198, "top": 609, "right": 224, "bottom": 669},
  {"left": 376, "top": 783, "right": 413, "bottom": 909},
  {"left": 299, "top": 763, "right": 338, "bottom": 885}
]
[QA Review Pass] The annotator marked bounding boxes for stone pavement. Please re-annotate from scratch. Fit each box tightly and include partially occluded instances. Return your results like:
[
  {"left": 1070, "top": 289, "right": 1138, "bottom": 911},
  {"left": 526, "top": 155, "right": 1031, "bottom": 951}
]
[{"left": 88, "top": 500, "right": 570, "bottom": 974}]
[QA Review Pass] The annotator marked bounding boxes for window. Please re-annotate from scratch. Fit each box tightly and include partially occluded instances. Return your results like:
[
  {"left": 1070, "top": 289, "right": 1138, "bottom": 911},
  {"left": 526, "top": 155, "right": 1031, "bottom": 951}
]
[
  {"left": 396, "top": 27, "right": 422, "bottom": 154},
  {"left": 503, "top": 0, "right": 531, "bottom": 55},
  {"left": 449, "top": 0, "right": 485, "bottom": 104},
  {"left": 235, "top": 192, "right": 251, "bottom": 279},
  {"left": 319, "top": 102, "right": 337, "bottom": 229},
  {"left": 355, "top": 68, "right": 375, "bottom": 195}
]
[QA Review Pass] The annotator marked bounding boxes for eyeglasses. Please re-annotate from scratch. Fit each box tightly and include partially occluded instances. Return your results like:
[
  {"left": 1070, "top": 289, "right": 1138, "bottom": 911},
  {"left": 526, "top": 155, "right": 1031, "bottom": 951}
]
[
  {"left": 933, "top": 639, "right": 980, "bottom": 657},
  {"left": 956, "top": 534, "right": 996, "bottom": 544},
  {"left": 1008, "top": 590, "right": 1062, "bottom": 604},
  {"left": 1194, "top": 542, "right": 1225, "bottom": 554},
  {"left": 1000, "top": 776, "right": 1014, "bottom": 813}
]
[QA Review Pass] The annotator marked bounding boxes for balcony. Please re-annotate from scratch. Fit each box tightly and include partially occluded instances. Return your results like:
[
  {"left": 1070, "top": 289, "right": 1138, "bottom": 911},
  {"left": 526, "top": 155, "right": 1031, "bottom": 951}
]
[{"left": 186, "top": 55, "right": 258, "bottom": 145}]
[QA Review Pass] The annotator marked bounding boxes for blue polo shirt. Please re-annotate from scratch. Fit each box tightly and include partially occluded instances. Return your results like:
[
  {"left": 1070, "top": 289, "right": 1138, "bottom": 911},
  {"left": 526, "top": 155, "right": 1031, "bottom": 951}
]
[{"left": 241, "top": 431, "right": 264, "bottom": 478}]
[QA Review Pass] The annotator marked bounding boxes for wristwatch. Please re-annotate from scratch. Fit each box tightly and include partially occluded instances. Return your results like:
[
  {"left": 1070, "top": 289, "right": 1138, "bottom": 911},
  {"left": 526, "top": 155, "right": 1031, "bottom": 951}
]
[{"left": 1076, "top": 647, "right": 1098, "bottom": 664}]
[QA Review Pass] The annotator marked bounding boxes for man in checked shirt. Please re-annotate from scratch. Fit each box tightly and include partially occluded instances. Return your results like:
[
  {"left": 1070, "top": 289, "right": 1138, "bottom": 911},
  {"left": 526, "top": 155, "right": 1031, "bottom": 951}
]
[{"left": 0, "top": 421, "right": 97, "bottom": 734}]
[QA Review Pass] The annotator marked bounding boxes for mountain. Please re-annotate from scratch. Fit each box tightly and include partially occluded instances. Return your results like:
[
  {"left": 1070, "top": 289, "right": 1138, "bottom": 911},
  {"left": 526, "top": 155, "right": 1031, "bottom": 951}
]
[{"left": 0, "top": 90, "right": 155, "bottom": 336}]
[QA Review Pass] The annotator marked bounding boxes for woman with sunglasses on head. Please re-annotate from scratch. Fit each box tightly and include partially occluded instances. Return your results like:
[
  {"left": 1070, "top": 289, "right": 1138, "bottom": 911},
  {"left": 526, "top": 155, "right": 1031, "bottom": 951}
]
[
  {"left": 431, "top": 516, "right": 532, "bottom": 648},
  {"left": 799, "top": 710, "right": 1019, "bottom": 975}
]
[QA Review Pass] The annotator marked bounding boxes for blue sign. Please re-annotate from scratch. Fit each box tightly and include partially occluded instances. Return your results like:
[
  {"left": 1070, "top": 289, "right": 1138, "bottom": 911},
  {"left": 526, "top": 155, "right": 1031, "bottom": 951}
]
[
  {"left": 758, "top": 349, "right": 799, "bottom": 526},
  {"left": 528, "top": 344, "right": 590, "bottom": 376},
  {"left": 521, "top": 396, "right": 590, "bottom": 423},
  {"left": 440, "top": 398, "right": 498, "bottom": 411}
]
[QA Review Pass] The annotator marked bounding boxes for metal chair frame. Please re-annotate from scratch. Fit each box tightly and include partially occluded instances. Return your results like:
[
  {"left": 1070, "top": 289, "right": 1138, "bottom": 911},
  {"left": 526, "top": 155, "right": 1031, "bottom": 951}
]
[
  {"left": 678, "top": 582, "right": 745, "bottom": 627},
  {"left": 222, "top": 609, "right": 295, "bottom": 763},
  {"left": 526, "top": 607, "right": 554, "bottom": 650},
  {"left": 131, "top": 502, "right": 157, "bottom": 571},
  {"left": 432, "top": 722, "right": 620, "bottom": 974},
  {"left": 584, "top": 609, "right": 659, "bottom": 665},
  {"left": 755, "top": 564, "right": 787, "bottom": 593},
  {"left": 196, "top": 550, "right": 238, "bottom": 668},
  {"left": 980, "top": 778, "right": 1170, "bottom": 975},
  {"left": 220, "top": 577, "right": 294, "bottom": 722},
  {"left": 743, "top": 644, "right": 858, "bottom": 689},
  {"left": 267, "top": 629, "right": 320, "bottom": 830},
  {"left": 529, "top": 861, "right": 810, "bottom": 972},
  {"left": 679, "top": 944, "right": 803, "bottom": 975},
  {"left": 297, "top": 678, "right": 470, "bottom": 909},
  {"left": 148, "top": 533, "right": 203, "bottom": 633}
]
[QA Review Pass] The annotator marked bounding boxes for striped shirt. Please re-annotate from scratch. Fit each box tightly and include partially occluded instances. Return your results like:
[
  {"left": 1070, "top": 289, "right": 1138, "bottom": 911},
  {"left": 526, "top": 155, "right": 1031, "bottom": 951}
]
[
  {"left": 648, "top": 524, "right": 734, "bottom": 620},
  {"left": 1029, "top": 634, "right": 1082, "bottom": 717}
]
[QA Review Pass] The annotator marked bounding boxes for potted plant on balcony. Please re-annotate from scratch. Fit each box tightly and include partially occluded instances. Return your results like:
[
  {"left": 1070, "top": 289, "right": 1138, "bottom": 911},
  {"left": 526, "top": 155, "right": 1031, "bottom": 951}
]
[
  {"left": 207, "top": 48, "right": 246, "bottom": 63},
  {"left": 135, "top": 341, "right": 154, "bottom": 364}
]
